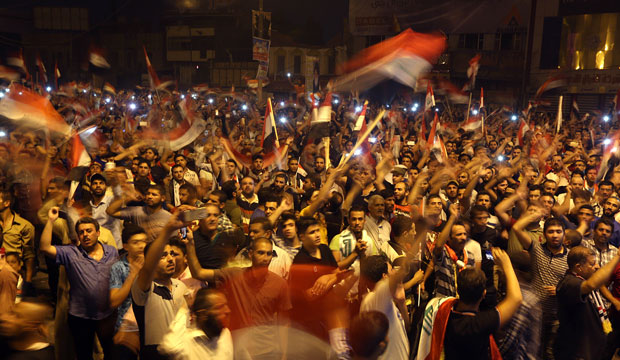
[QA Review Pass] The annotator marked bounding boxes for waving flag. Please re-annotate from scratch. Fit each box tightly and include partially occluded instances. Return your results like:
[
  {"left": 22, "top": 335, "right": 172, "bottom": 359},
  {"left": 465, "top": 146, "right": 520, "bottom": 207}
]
[
  {"left": 307, "top": 92, "right": 332, "bottom": 143},
  {"left": 357, "top": 111, "right": 376, "bottom": 166},
  {"left": 0, "top": 83, "right": 69, "bottom": 135},
  {"left": 260, "top": 98, "right": 279, "bottom": 150},
  {"left": 103, "top": 82, "right": 116, "bottom": 95},
  {"left": 517, "top": 119, "right": 530, "bottom": 146},
  {"left": 462, "top": 54, "right": 481, "bottom": 92},
  {"left": 89, "top": 45, "right": 111, "bottom": 69},
  {"left": 462, "top": 113, "right": 482, "bottom": 132},
  {"left": 331, "top": 29, "right": 446, "bottom": 91},
  {"left": 143, "top": 45, "right": 162, "bottom": 89},
  {"left": 438, "top": 79, "right": 468, "bottom": 104},
  {"left": 36, "top": 54, "right": 47, "bottom": 83},
  {"left": 7, "top": 49, "right": 29, "bottom": 79},
  {"left": 535, "top": 75, "right": 567, "bottom": 98},
  {"left": 54, "top": 62, "right": 61, "bottom": 88},
  {"left": 0, "top": 65, "right": 20, "bottom": 81},
  {"left": 354, "top": 100, "right": 368, "bottom": 131},
  {"left": 425, "top": 83, "right": 436, "bottom": 112},
  {"left": 427, "top": 112, "right": 439, "bottom": 144}
]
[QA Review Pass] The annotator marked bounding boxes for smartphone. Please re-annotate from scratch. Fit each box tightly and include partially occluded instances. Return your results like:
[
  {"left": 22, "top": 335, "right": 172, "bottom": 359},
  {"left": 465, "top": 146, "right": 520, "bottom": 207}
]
[
  {"left": 181, "top": 208, "right": 208, "bottom": 222},
  {"left": 407, "top": 141, "right": 416, "bottom": 146},
  {"left": 485, "top": 250, "right": 494, "bottom": 261},
  {"left": 180, "top": 227, "right": 187, "bottom": 239}
]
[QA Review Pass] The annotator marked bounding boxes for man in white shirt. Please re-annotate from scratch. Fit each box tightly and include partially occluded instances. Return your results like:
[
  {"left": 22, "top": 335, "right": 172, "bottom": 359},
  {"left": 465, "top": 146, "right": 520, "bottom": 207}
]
[{"left": 364, "top": 195, "right": 391, "bottom": 252}]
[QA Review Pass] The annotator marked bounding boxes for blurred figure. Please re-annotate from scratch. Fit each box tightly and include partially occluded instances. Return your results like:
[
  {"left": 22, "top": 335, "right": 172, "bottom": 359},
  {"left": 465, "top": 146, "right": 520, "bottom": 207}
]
[
  {"left": 350, "top": 311, "right": 389, "bottom": 360},
  {"left": 0, "top": 298, "right": 55, "bottom": 359}
]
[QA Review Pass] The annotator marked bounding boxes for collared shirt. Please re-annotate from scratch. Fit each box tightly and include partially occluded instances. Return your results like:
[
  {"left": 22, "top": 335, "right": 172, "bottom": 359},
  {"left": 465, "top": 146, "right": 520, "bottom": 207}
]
[
  {"left": 237, "top": 193, "right": 259, "bottom": 232},
  {"left": 159, "top": 306, "right": 233, "bottom": 360},
  {"left": 364, "top": 215, "right": 391, "bottom": 252},
  {"left": 109, "top": 255, "right": 132, "bottom": 330},
  {"left": 498, "top": 281, "right": 542, "bottom": 360},
  {"left": 582, "top": 239, "right": 618, "bottom": 267},
  {"left": 231, "top": 238, "right": 291, "bottom": 280},
  {"left": 1, "top": 211, "right": 35, "bottom": 261},
  {"left": 56, "top": 242, "right": 118, "bottom": 320},
  {"left": 119, "top": 206, "right": 172, "bottom": 242},
  {"left": 529, "top": 240, "right": 568, "bottom": 320},
  {"left": 274, "top": 237, "right": 301, "bottom": 261},
  {"left": 433, "top": 246, "right": 476, "bottom": 298},
  {"left": 91, "top": 194, "right": 122, "bottom": 248}
]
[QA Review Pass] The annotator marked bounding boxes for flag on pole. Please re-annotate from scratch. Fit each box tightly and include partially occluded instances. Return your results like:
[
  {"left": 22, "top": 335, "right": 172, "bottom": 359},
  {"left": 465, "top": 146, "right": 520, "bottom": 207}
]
[
  {"left": 71, "top": 132, "right": 91, "bottom": 168},
  {"left": 462, "top": 54, "right": 481, "bottom": 92},
  {"left": 425, "top": 83, "right": 436, "bottom": 112},
  {"left": 307, "top": 92, "right": 332, "bottom": 143},
  {"left": 36, "top": 54, "right": 47, "bottom": 84},
  {"left": 517, "top": 119, "right": 530, "bottom": 146},
  {"left": 354, "top": 100, "right": 368, "bottom": 132},
  {"left": 462, "top": 113, "right": 482, "bottom": 132},
  {"left": 480, "top": 87, "right": 485, "bottom": 133},
  {"left": 427, "top": 112, "right": 439, "bottom": 144},
  {"left": 103, "top": 82, "right": 116, "bottom": 95},
  {"left": 89, "top": 45, "right": 111, "bottom": 69},
  {"left": 0, "top": 83, "right": 70, "bottom": 135},
  {"left": 438, "top": 79, "right": 468, "bottom": 104},
  {"left": 357, "top": 111, "right": 376, "bottom": 166},
  {"left": 556, "top": 95, "right": 563, "bottom": 133},
  {"left": 613, "top": 89, "right": 620, "bottom": 123},
  {"left": 260, "top": 98, "right": 279, "bottom": 150},
  {"left": 535, "top": 75, "right": 567, "bottom": 98},
  {"left": 331, "top": 29, "right": 446, "bottom": 91},
  {"left": 570, "top": 98, "right": 579, "bottom": 121},
  {"left": 143, "top": 45, "right": 161, "bottom": 89}
]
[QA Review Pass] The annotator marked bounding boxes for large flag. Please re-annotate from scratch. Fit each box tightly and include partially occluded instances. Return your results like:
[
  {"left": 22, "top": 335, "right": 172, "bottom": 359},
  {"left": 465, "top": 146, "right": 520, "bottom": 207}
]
[
  {"left": 462, "top": 54, "right": 481, "bottom": 92},
  {"left": 260, "top": 98, "right": 279, "bottom": 150},
  {"left": 36, "top": 54, "right": 47, "bottom": 83},
  {"left": 71, "top": 131, "right": 91, "bottom": 168},
  {"left": 89, "top": 45, "right": 111, "bottom": 69},
  {"left": 354, "top": 100, "right": 368, "bottom": 131},
  {"left": 331, "top": 29, "right": 446, "bottom": 91},
  {"left": 535, "top": 75, "right": 567, "bottom": 98},
  {"left": 0, "top": 83, "right": 69, "bottom": 135},
  {"left": 462, "top": 113, "right": 482, "bottom": 132},
  {"left": 438, "top": 79, "right": 468, "bottom": 104},
  {"left": 103, "top": 82, "right": 116, "bottom": 95},
  {"left": 143, "top": 45, "right": 162, "bottom": 89},
  {"left": 307, "top": 92, "right": 332, "bottom": 143},
  {"left": 168, "top": 99, "right": 207, "bottom": 151}
]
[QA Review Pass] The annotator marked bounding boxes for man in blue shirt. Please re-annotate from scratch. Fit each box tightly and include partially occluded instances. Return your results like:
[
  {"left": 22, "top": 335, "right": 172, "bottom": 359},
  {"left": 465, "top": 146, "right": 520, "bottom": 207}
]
[{"left": 40, "top": 207, "right": 118, "bottom": 360}]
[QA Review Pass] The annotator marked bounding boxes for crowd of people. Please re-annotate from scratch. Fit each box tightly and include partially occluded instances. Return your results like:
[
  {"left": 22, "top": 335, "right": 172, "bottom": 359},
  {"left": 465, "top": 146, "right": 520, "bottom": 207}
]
[{"left": 0, "top": 81, "right": 619, "bottom": 360}]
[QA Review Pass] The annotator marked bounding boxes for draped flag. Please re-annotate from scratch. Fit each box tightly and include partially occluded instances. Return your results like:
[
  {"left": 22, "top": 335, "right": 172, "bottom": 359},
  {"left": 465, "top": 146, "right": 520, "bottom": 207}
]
[
  {"left": 168, "top": 98, "right": 207, "bottom": 151},
  {"left": 260, "top": 98, "right": 279, "bottom": 150},
  {"left": 535, "top": 75, "right": 567, "bottom": 98},
  {"left": 0, "top": 83, "right": 69, "bottom": 135},
  {"left": 331, "top": 29, "right": 446, "bottom": 91},
  {"left": 354, "top": 100, "right": 368, "bottom": 132},
  {"left": 462, "top": 54, "right": 481, "bottom": 92}
]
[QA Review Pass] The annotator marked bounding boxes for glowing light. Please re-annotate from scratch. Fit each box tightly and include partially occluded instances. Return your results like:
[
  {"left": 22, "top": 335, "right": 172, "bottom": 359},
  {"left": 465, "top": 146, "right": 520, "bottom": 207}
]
[
  {"left": 129, "top": 103, "right": 137, "bottom": 110},
  {"left": 287, "top": 73, "right": 291, "bottom": 78},
  {"left": 472, "top": 109, "right": 479, "bottom": 115},
  {"left": 131, "top": 96, "right": 135, "bottom": 100},
  {"left": 435, "top": 107, "right": 439, "bottom": 112},
  {"left": 604, "top": 115, "right": 610, "bottom": 122},
  {"left": 314, "top": 101, "right": 319, "bottom": 107},
  {"left": 369, "top": 137, "right": 377, "bottom": 143},
  {"left": 280, "top": 101, "right": 285, "bottom": 107},
  {"left": 386, "top": 105, "right": 391, "bottom": 108},
  {"left": 46, "top": 86, "right": 52, "bottom": 92},
  {"left": 208, "top": 98, "right": 214, "bottom": 104},
  {"left": 109, "top": 107, "right": 114, "bottom": 110},
  {"left": 83, "top": 89, "right": 87, "bottom": 93},
  {"left": 242, "top": 104, "right": 248, "bottom": 111},
  {"left": 355, "top": 106, "right": 362, "bottom": 113},
  {"left": 354, "top": 149, "right": 362, "bottom": 156},
  {"left": 413, "top": 103, "right": 419, "bottom": 107},
  {"left": 497, "top": 155, "right": 504, "bottom": 162},
  {"left": 148, "top": 94, "right": 152, "bottom": 99},
  {"left": 604, "top": 138, "right": 612, "bottom": 145},
  {"left": 279, "top": 117, "right": 287, "bottom": 123},
  {"left": 0, "top": 131, "right": 6, "bottom": 137},
  {"left": 93, "top": 93, "right": 97, "bottom": 97},
  {"left": 181, "top": 94, "right": 185, "bottom": 99},
  {"left": 5, "top": 88, "right": 9, "bottom": 93},
  {"left": 0, "top": 93, "right": 4, "bottom": 98},
  {"left": 511, "top": 115, "right": 517, "bottom": 121},
  {"left": 105, "top": 98, "right": 111, "bottom": 104},
  {"left": 613, "top": 147, "right": 618, "bottom": 153},
  {"left": 411, "top": 107, "right": 416, "bottom": 112},
  {"left": 596, "top": 50, "right": 605, "bottom": 70},
  {"left": 18, "top": 92, "right": 22, "bottom": 95},
  {"left": 334, "top": 99, "right": 339, "bottom": 104}
]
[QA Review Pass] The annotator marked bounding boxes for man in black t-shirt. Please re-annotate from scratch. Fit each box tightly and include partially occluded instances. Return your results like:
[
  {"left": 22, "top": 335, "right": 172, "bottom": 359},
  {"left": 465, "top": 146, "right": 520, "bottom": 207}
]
[{"left": 554, "top": 246, "right": 620, "bottom": 360}]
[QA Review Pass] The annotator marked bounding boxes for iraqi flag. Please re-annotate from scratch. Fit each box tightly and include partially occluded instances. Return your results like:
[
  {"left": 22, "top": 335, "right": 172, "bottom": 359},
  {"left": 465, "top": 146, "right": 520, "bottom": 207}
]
[
  {"left": 330, "top": 29, "right": 446, "bottom": 91},
  {"left": 307, "top": 92, "right": 332, "bottom": 143},
  {"left": 462, "top": 54, "right": 481, "bottom": 92},
  {"left": 36, "top": 54, "right": 47, "bottom": 83},
  {"left": 438, "top": 79, "right": 468, "bottom": 104},
  {"left": 427, "top": 112, "right": 439, "bottom": 145},
  {"left": 0, "top": 83, "right": 70, "bottom": 135},
  {"left": 517, "top": 119, "right": 530, "bottom": 146},
  {"left": 535, "top": 75, "right": 567, "bottom": 98},
  {"left": 143, "top": 45, "right": 165, "bottom": 90},
  {"left": 425, "top": 83, "right": 435, "bottom": 112},
  {"left": 169, "top": 98, "right": 206, "bottom": 151},
  {"left": 354, "top": 100, "right": 368, "bottom": 132},
  {"left": 260, "top": 98, "right": 279, "bottom": 151},
  {"left": 103, "top": 82, "right": 116, "bottom": 95},
  {"left": 54, "top": 62, "right": 61, "bottom": 88},
  {"left": 89, "top": 45, "right": 111, "bottom": 69},
  {"left": 462, "top": 113, "right": 482, "bottom": 132}
]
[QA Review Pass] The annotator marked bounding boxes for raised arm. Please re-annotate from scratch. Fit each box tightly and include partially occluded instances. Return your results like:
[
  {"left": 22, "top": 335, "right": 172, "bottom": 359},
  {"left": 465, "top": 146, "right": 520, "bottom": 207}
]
[
  {"left": 432, "top": 203, "right": 459, "bottom": 259},
  {"left": 581, "top": 250, "right": 620, "bottom": 295},
  {"left": 183, "top": 228, "right": 216, "bottom": 283},
  {"left": 109, "top": 256, "right": 144, "bottom": 309},
  {"left": 511, "top": 208, "right": 544, "bottom": 250},
  {"left": 40, "top": 207, "right": 60, "bottom": 258},
  {"left": 493, "top": 248, "right": 523, "bottom": 327}
]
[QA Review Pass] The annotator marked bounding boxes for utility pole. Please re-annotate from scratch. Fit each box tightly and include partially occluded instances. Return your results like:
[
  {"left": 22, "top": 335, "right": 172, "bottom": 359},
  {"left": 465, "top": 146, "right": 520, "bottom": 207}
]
[{"left": 257, "top": 0, "right": 264, "bottom": 105}]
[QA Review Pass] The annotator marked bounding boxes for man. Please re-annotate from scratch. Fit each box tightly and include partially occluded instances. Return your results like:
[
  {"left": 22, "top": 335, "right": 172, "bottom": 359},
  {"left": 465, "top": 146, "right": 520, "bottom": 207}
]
[
  {"left": 107, "top": 184, "right": 172, "bottom": 242},
  {"left": 364, "top": 195, "right": 391, "bottom": 252},
  {"left": 178, "top": 183, "right": 203, "bottom": 208},
  {"left": 597, "top": 196, "right": 620, "bottom": 247},
  {"left": 40, "top": 209, "right": 118, "bottom": 359},
  {"left": 205, "top": 190, "right": 234, "bottom": 233},
  {"left": 593, "top": 181, "right": 615, "bottom": 217},
  {"left": 547, "top": 154, "right": 569, "bottom": 188},
  {"left": 221, "top": 180, "right": 243, "bottom": 228},
  {"left": 584, "top": 166, "right": 598, "bottom": 194},
  {"left": 167, "top": 164, "right": 187, "bottom": 207},
  {"left": 234, "top": 217, "right": 291, "bottom": 279},
  {"left": 433, "top": 204, "right": 476, "bottom": 298},
  {"left": 193, "top": 204, "right": 239, "bottom": 269},
  {"left": 0, "top": 189, "right": 35, "bottom": 290},
  {"left": 314, "top": 155, "right": 327, "bottom": 181},
  {"left": 286, "top": 157, "right": 305, "bottom": 191},
  {"left": 89, "top": 173, "right": 122, "bottom": 248},
  {"left": 134, "top": 159, "right": 155, "bottom": 185},
  {"left": 349, "top": 311, "right": 389, "bottom": 360},
  {"left": 442, "top": 180, "right": 459, "bottom": 209},
  {"left": 583, "top": 218, "right": 618, "bottom": 268},
  {"left": 421, "top": 249, "right": 522, "bottom": 359},
  {"left": 172, "top": 154, "right": 201, "bottom": 188},
  {"left": 513, "top": 212, "right": 569, "bottom": 359},
  {"left": 473, "top": 191, "right": 500, "bottom": 228},
  {"left": 237, "top": 176, "right": 259, "bottom": 232},
  {"left": 131, "top": 213, "right": 190, "bottom": 359},
  {"left": 275, "top": 212, "right": 302, "bottom": 259},
  {"left": 185, "top": 236, "right": 291, "bottom": 358},
  {"left": 0, "top": 298, "right": 55, "bottom": 359},
  {"left": 330, "top": 205, "right": 375, "bottom": 272},
  {"left": 554, "top": 246, "right": 620, "bottom": 360},
  {"left": 393, "top": 182, "right": 412, "bottom": 218},
  {"left": 142, "top": 147, "right": 167, "bottom": 184}
]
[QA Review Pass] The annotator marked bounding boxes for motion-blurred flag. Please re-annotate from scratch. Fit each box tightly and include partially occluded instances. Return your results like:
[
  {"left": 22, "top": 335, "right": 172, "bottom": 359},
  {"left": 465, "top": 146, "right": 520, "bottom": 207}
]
[
  {"left": 260, "top": 98, "right": 279, "bottom": 150},
  {"left": 7, "top": 49, "right": 29, "bottom": 78},
  {"left": 0, "top": 83, "right": 70, "bottom": 135},
  {"left": 517, "top": 119, "right": 530, "bottom": 146},
  {"left": 331, "top": 29, "right": 446, "bottom": 91},
  {"left": 462, "top": 54, "right": 481, "bottom": 92},
  {"left": 307, "top": 92, "right": 332, "bottom": 143},
  {"left": 36, "top": 54, "right": 47, "bottom": 83},
  {"left": 103, "top": 82, "right": 116, "bottom": 95},
  {"left": 354, "top": 100, "right": 368, "bottom": 132},
  {"left": 143, "top": 45, "right": 162, "bottom": 89},
  {"left": 535, "top": 75, "right": 567, "bottom": 98},
  {"left": 571, "top": 98, "right": 580, "bottom": 121},
  {"left": 54, "top": 62, "right": 61, "bottom": 88},
  {"left": 89, "top": 45, "right": 111, "bottom": 69},
  {"left": 425, "top": 83, "right": 435, "bottom": 112},
  {"left": 0, "top": 65, "right": 20, "bottom": 81},
  {"left": 438, "top": 79, "right": 468, "bottom": 104}
]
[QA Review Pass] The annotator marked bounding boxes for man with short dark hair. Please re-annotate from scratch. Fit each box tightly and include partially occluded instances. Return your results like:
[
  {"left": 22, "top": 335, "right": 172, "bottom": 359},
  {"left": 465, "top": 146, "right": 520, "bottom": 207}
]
[
  {"left": 40, "top": 209, "right": 119, "bottom": 359},
  {"left": 205, "top": 190, "right": 234, "bottom": 233},
  {"left": 237, "top": 176, "right": 259, "bottom": 233},
  {"left": 167, "top": 164, "right": 187, "bottom": 207},
  {"left": 89, "top": 173, "right": 122, "bottom": 248},
  {"left": 0, "top": 189, "right": 35, "bottom": 288},
  {"left": 221, "top": 180, "right": 242, "bottom": 228},
  {"left": 350, "top": 311, "right": 389, "bottom": 360}
]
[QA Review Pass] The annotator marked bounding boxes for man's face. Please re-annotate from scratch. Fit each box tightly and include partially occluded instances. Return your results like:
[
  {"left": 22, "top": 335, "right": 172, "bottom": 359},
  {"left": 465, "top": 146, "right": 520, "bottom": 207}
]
[
  {"left": 552, "top": 155, "right": 563, "bottom": 170},
  {"left": 300, "top": 224, "right": 322, "bottom": 248},
  {"left": 145, "top": 189, "right": 163, "bottom": 208},
  {"left": 169, "top": 245, "right": 186, "bottom": 276},
  {"left": 264, "top": 201, "right": 278, "bottom": 218},
  {"left": 577, "top": 208, "right": 595, "bottom": 225},
  {"left": 578, "top": 255, "right": 600, "bottom": 279},
  {"left": 241, "top": 178, "right": 255, "bottom": 197},
  {"left": 368, "top": 199, "right": 385, "bottom": 219},
  {"left": 472, "top": 211, "right": 489, "bottom": 228},
  {"left": 604, "top": 198, "right": 620, "bottom": 217},
  {"left": 446, "top": 184, "right": 458, "bottom": 198},
  {"left": 540, "top": 195, "right": 555, "bottom": 213},
  {"left": 543, "top": 181, "right": 557, "bottom": 194},
  {"left": 489, "top": 141, "right": 498, "bottom": 151},
  {"left": 91, "top": 179, "right": 107, "bottom": 197},
  {"left": 599, "top": 185, "right": 614, "bottom": 200},
  {"left": 156, "top": 244, "right": 176, "bottom": 277},
  {"left": 281, "top": 219, "right": 297, "bottom": 240},
  {"left": 496, "top": 180, "right": 508, "bottom": 194},
  {"left": 288, "top": 159, "right": 299, "bottom": 173},
  {"left": 574, "top": 161, "right": 586, "bottom": 173},
  {"left": 570, "top": 176, "right": 584, "bottom": 188},
  {"left": 544, "top": 225, "right": 564, "bottom": 249},
  {"left": 349, "top": 210, "right": 365, "bottom": 234},
  {"left": 401, "top": 157, "right": 413, "bottom": 169},
  {"left": 202, "top": 206, "right": 219, "bottom": 232},
  {"left": 512, "top": 148, "right": 522, "bottom": 158},
  {"left": 448, "top": 225, "right": 468, "bottom": 252},
  {"left": 408, "top": 168, "right": 419, "bottom": 182},
  {"left": 315, "top": 157, "right": 325, "bottom": 172},
  {"left": 529, "top": 189, "right": 541, "bottom": 203},
  {"left": 131, "top": 159, "right": 140, "bottom": 173},
  {"left": 427, "top": 197, "right": 443, "bottom": 215},
  {"left": 226, "top": 161, "right": 237, "bottom": 174},
  {"left": 457, "top": 172, "right": 469, "bottom": 185},
  {"left": 250, "top": 241, "right": 273, "bottom": 268},
  {"left": 593, "top": 223, "right": 613, "bottom": 245},
  {"left": 206, "top": 194, "right": 222, "bottom": 209},
  {"left": 394, "top": 182, "right": 408, "bottom": 201},
  {"left": 249, "top": 223, "right": 270, "bottom": 242},
  {"left": 195, "top": 292, "right": 230, "bottom": 335},
  {"left": 138, "top": 163, "right": 150, "bottom": 177},
  {"left": 47, "top": 183, "right": 60, "bottom": 198},
  {"left": 476, "top": 195, "right": 491, "bottom": 209},
  {"left": 302, "top": 178, "right": 314, "bottom": 191},
  {"left": 175, "top": 156, "right": 187, "bottom": 169},
  {"left": 586, "top": 168, "right": 597, "bottom": 183},
  {"left": 253, "top": 158, "right": 263, "bottom": 171},
  {"left": 77, "top": 223, "right": 99, "bottom": 249},
  {"left": 384, "top": 196, "right": 395, "bottom": 213},
  {"left": 179, "top": 189, "right": 191, "bottom": 205},
  {"left": 273, "top": 176, "right": 286, "bottom": 192},
  {"left": 392, "top": 173, "right": 404, "bottom": 185},
  {"left": 144, "top": 149, "right": 155, "bottom": 161},
  {"left": 172, "top": 167, "right": 185, "bottom": 182},
  {"left": 123, "top": 233, "right": 147, "bottom": 258},
  {"left": 90, "top": 163, "right": 102, "bottom": 175}
]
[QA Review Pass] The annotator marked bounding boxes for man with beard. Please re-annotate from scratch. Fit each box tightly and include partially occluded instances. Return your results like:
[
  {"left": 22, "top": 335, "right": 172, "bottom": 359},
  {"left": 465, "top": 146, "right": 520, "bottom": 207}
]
[
  {"left": 364, "top": 195, "right": 392, "bottom": 252},
  {"left": 107, "top": 184, "right": 172, "bottom": 242},
  {"left": 393, "top": 182, "right": 412, "bottom": 218},
  {"left": 0, "top": 299, "right": 55, "bottom": 359},
  {"left": 89, "top": 174, "right": 122, "bottom": 248},
  {"left": 513, "top": 212, "right": 569, "bottom": 359},
  {"left": 330, "top": 205, "right": 374, "bottom": 271},
  {"left": 594, "top": 181, "right": 615, "bottom": 217},
  {"left": 237, "top": 177, "right": 259, "bottom": 233},
  {"left": 594, "top": 197, "right": 620, "bottom": 247},
  {"left": 131, "top": 213, "right": 191, "bottom": 360},
  {"left": 441, "top": 180, "right": 459, "bottom": 210},
  {"left": 166, "top": 164, "right": 187, "bottom": 207},
  {"left": 159, "top": 289, "right": 233, "bottom": 359},
  {"left": 314, "top": 155, "right": 327, "bottom": 183},
  {"left": 40, "top": 208, "right": 119, "bottom": 359},
  {"left": 184, "top": 236, "right": 291, "bottom": 359}
]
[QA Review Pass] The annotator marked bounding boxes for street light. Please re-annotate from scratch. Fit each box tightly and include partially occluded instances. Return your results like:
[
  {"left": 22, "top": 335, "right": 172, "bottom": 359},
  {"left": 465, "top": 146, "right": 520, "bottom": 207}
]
[
  {"left": 511, "top": 114, "right": 518, "bottom": 121},
  {"left": 286, "top": 73, "right": 291, "bottom": 78},
  {"left": 472, "top": 109, "right": 479, "bottom": 115},
  {"left": 46, "top": 86, "right": 51, "bottom": 92},
  {"left": 129, "top": 103, "right": 137, "bottom": 111},
  {"left": 604, "top": 115, "right": 610, "bottom": 122}
]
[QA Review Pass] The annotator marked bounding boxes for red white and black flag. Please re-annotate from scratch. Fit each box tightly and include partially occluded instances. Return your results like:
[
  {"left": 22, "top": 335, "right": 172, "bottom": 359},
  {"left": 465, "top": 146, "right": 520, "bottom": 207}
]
[
  {"left": 36, "top": 54, "right": 47, "bottom": 83},
  {"left": 260, "top": 98, "right": 279, "bottom": 151}
]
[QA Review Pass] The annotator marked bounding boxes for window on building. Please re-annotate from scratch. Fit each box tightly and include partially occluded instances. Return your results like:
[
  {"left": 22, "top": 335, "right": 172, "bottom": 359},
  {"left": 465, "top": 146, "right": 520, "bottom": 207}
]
[
  {"left": 294, "top": 55, "right": 301, "bottom": 74},
  {"left": 458, "top": 33, "right": 483, "bottom": 49}
]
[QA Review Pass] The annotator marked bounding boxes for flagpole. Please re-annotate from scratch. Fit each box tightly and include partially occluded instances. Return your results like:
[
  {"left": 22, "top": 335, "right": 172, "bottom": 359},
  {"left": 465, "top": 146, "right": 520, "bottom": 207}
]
[
  {"left": 267, "top": 98, "right": 280, "bottom": 147},
  {"left": 465, "top": 92, "right": 472, "bottom": 123},
  {"left": 340, "top": 109, "right": 386, "bottom": 168}
]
